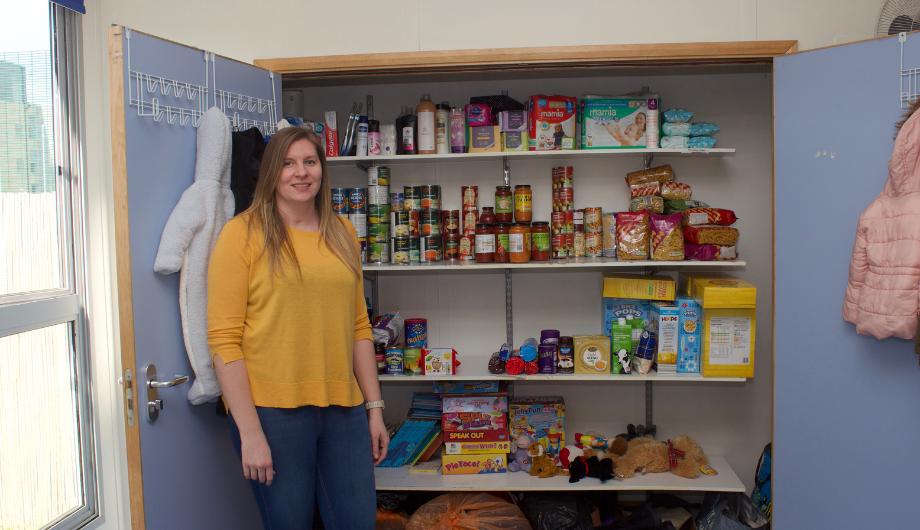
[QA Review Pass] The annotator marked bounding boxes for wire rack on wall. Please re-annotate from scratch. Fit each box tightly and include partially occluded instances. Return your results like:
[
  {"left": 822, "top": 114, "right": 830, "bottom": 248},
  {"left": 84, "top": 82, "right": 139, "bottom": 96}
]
[
  {"left": 900, "top": 32, "right": 920, "bottom": 108},
  {"left": 216, "top": 88, "right": 277, "bottom": 136}
]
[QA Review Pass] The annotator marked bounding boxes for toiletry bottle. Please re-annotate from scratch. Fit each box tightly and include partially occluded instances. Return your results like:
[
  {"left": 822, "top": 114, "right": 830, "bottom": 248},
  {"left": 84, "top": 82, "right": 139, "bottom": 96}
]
[
  {"left": 416, "top": 94, "right": 436, "bottom": 154},
  {"left": 356, "top": 115, "right": 369, "bottom": 157},
  {"left": 435, "top": 102, "right": 450, "bottom": 154}
]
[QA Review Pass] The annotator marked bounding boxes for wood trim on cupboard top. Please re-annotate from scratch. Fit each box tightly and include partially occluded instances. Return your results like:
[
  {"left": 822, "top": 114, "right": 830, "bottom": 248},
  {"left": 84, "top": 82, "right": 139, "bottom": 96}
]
[{"left": 255, "top": 40, "right": 799, "bottom": 79}]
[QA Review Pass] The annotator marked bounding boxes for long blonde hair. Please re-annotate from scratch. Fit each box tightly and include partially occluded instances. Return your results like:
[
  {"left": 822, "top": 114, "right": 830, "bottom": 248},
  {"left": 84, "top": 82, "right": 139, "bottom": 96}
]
[{"left": 244, "top": 127, "right": 360, "bottom": 277}]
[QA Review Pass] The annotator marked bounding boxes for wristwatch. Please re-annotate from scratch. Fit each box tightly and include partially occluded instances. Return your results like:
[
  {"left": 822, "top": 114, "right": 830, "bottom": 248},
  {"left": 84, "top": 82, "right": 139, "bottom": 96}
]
[{"left": 365, "top": 400, "right": 385, "bottom": 411}]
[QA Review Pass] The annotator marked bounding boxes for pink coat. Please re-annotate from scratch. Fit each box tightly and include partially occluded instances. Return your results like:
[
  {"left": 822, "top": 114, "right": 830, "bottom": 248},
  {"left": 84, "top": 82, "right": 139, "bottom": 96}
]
[{"left": 843, "top": 111, "right": 920, "bottom": 340}]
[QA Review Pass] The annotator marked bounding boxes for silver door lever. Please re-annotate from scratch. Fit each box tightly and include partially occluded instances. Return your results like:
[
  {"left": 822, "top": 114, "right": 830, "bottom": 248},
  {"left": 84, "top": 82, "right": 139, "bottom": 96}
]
[
  {"left": 145, "top": 364, "right": 189, "bottom": 423},
  {"left": 148, "top": 374, "right": 189, "bottom": 388}
]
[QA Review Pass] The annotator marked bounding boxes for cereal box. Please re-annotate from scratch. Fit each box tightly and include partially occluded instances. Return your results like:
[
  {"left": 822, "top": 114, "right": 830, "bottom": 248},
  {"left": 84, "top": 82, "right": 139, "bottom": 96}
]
[
  {"left": 443, "top": 429, "right": 509, "bottom": 443},
  {"left": 441, "top": 452, "right": 508, "bottom": 475},
  {"left": 444, "top": 440, "right": 512, "bottom": 455},
  {"left": 602, "top": 275, "right": 676, "bottom": 301},
  {"left": 603, "top": 298, "right": 651, "bottom": 337},
  {"left": 528, "top": 95, "right": 577, "bottom": 151},
  {"left": 573, "top": 335, "right": 611, "bottom": 374},
  {"left": 509, "top": 397, "right": 565, "bottom": 459},
  {"left": 650, "top": 302, "right": 679, "bottom": 372},
  {"left": 580, "top": 97, "right": 650, "bottom": 149},
  {"left": 676, "top": 296, "right": 702, "bottom": 373}
]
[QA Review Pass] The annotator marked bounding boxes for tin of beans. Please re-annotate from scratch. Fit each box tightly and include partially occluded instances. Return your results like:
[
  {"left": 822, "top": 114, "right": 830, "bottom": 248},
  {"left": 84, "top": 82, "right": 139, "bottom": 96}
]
[
  {"left": 459, "top": 234, "right": 474, "bottom": 260},
  {"left": 368, "top": 222, "right": 389, "bottom": 241},
  {"left": 332, "top": 188, "right": 349, "bottom": 215},
  {"left": 462, "top": 208, "right": 478, "bottom": 235},
  {"left": 348, "top": 188, "right": 367, "bottom": 213},
  {"left": 405, "top": 318, "right": 428, "bottom": 349},
  {"left": 420, "top": 209, "right": 441, "bottom": 236},
  {"left": 368, "top": 241, "right": 388, "bottom": 264},
  {"left": 385, "top": 346, "right": 404, "bottom": 375},
  {"left": 585, "top": 232, "right": 603, "bottom": 257}
]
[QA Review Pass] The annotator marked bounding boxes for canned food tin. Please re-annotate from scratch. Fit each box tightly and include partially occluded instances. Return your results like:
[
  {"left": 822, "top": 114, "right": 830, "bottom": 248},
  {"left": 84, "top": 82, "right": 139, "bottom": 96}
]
[
  {"left": 368, "top": 222, "right": 389, "bottom": 241},
  {"left": 551, "top": 211, "right": 566, "bottom": 229},
  {"left": 391, "top": 236, "right": 410, "bottom": 264},
  {"left": 461, "top": 185, "right": 478, "bottom": 209},
  {"left": 408, "top": 209, "right": 420, "bottom": 238},
  {"left": 332, "top": 188, "right": 349, "bottom": 215},
  {"left": 420, "top": 184, "right": 442, "bottom": 210},
  {"left": 390, "top": 192, "right": 404, "bottom": 211},
  {"left": 420, "top": 209, "right": 441, "bottom": 237},
  {"left": 403, "top": 348, "right": 422, "bottom": 374},
  {"left": 564, "top": 232, "right": 574, "bottom": 257},
  {"left": 584, "top": 207, "right": 603, "bottom": 233},
  {"left": 385, "top": 346, "right": 404, "bottom": 375},
  {"left": 403, "top": 186, "right": 421, "bottom": 210},
  {"left": 602, "top": 213, "right": 617, "bottom": 257},
  {"left": 462, "top": 208, "right": 478, "bottom": 235},
  {"left": 444, "top": 232, "right": 460, "bottom": 260},
  {"left": 391, "top": 211, "right": 410, "bottom": 238},
  {"left": 368, "top": 241, "right": 389, "bottom": 264},
  {"left": 585, "top": 231, "right": 603, "bottom": 257},
  {"left": 348, "top": 187, "right": 367, "bottom": 213},
  {"left": 368, "top": 185, "right": 389, "bottom": 205},
  {"left": 348, "top": 212, "right": 367, "bottom": 238},
  {"left": 443, "top": 210, "right": 460, "bottom": 232},
  {"left": 574, "top": 231, "right": 586, "bottom": 257},
  {"left": 409, "top": 237, "right": 421, "bottom": 263},
  {"left": 552, "top": 233, "right": 567, "bottom": 259},
  {"left": 375, "top": 342, "right": 386, "bottom": 374},
  {"left": 574, "top": 209, "right": 585, "bottom": 232},
  {"left": 459, "top": 235, "right": 474, "bottom": 260},
  {"left": 368, "top": 204, "right": 390, "bottom": 225},
  {"left": 367, "top": 166, "right": 390, "bottom": 186},
  {"left": 357, "top": 237, "right": 367, "bottom": 263},
  {"left": 420, "top": 235, "right": 443, "bottom": 262},
  {"left": 405, "top": 318, "right": 428, "bottom": 349},
  {"left": 366, "top": 166, "right": 378, "bottom": 185}
]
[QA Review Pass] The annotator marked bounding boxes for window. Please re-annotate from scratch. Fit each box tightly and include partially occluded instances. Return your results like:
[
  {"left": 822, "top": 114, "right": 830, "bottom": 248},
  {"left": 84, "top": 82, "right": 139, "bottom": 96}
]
[{"left": 0, "top": 3, "right": 96, "bottom": 529}]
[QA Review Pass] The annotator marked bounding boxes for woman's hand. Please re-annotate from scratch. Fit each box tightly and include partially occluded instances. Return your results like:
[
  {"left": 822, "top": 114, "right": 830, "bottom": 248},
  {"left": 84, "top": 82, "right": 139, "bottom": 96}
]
[
  {"left": 240, "top": 431, "right": 275, "bottom": 485},
  {"left": 368, "top": 408, "right": 389, "bottom": 465}
]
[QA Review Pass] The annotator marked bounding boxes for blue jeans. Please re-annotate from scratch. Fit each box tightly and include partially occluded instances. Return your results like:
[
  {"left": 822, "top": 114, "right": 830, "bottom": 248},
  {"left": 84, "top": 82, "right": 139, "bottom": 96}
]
[{"left": 229, "top": 405, "right": 376, "bottom": 530}]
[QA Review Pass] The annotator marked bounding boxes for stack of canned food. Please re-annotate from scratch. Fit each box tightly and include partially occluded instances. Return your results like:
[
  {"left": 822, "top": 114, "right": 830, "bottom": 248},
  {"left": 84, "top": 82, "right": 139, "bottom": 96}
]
[
  {"left": 367, "top": 166, "right": 391, "bottom": 263},
  {"left": 551, "top": 166, "right": 575, "bottom": 259},
  {"left": 332, "top": 186, "right": 369, "bottom": 261}
]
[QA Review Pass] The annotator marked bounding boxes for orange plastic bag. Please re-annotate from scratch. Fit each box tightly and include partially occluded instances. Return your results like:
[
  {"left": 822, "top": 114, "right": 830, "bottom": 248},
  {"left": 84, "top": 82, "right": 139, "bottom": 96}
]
[
  {"left": 376, "top": 508, "right": 409, "bottom": 530},
  {"left": 406, "top": 493, "right": 531, "bottom": 530}
]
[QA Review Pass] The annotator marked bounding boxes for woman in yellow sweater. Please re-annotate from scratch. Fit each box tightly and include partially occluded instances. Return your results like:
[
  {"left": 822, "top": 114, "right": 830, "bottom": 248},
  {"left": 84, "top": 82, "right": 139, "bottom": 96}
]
[{"left": 208, "top": 127, "right": 387, "bottom": 530}]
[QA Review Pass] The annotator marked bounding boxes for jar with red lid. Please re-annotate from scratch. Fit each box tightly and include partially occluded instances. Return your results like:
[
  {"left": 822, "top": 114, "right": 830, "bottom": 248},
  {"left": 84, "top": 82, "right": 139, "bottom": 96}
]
[
  {"left": 509, "top": 223, "right": 531, "bottom": 263},
  {"left": 479, "top": 206, "right": 496, "bottom": 225},
  {"left": 514, "top": 185, "right": 533, "bottom": 223},
  {"left": 530, "top": 222, "right": 551, "bottom": 261},
  {"left": 475, "top": 223, "right": 495, "bottom": 263},
  {"left": 494, "top": 223, "right": 510, "bottom": 263},
  {"left": 494, "top": 185, "right": 513, "bottom": 223}
]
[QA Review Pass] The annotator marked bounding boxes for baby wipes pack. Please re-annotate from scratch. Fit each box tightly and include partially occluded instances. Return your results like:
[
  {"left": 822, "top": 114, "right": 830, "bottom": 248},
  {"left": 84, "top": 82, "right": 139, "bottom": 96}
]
[{"left": 580, "top": 97, "right": 651, "bottom": 149}]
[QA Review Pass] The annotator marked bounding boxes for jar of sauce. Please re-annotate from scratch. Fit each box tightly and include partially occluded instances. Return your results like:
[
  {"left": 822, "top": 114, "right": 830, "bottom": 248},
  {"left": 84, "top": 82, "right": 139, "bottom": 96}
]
[
  {"left": 479, "top": 206, "right": 496, "bottom": 225},
  {"left": 475, "top": 223, "right": 495, "bottom": 263},
  {"left": 494, "top": 185, "right": 513, "bottom": 223},
  {"left": 494, "top": 223, "right": 510, "bottom": 263},
  {"left": 531, "top": 222, "right": 551, "bottom": 261},
  {"left": 514, "top": 185, "right": 533, "bottom": 223},
  {"left": 509, "top": 223, "right": 531, "bottom": 263}
]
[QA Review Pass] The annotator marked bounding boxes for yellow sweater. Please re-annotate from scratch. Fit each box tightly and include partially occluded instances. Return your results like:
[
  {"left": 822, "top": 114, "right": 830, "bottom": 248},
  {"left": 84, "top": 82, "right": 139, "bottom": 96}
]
[{"left": 207, "top": 214, "right": 373, "bottom": 408}]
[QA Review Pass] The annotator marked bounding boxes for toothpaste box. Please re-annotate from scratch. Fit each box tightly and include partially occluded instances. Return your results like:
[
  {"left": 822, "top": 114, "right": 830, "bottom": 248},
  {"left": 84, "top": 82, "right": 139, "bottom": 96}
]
[
  {"left": 444, "top": 440, "right": 512, "bottom": 455},
  {"left": 441, "top": 452, "right": 508, "bottom": 475},
  {"left": 580, "top": 97, "right": 650, "bottom": 149},
  {"left": 529, "top": 95, "right": 577, "bottom": 150},
  {"left": 676, "top": 296, "right": 702, "bottom": 373},
  {"left": 650, "top": 302, "right": 680, "bottom": 372}
]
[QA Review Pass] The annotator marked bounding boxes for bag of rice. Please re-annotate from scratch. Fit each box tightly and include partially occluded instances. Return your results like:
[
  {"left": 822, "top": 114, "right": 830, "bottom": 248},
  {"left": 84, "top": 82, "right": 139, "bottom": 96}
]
[
  {"left": 650, "top": 214, "right": 684, "bottom": 261},
  {"left": 615, "top": 212, "right": 650, "bottom": 260}
]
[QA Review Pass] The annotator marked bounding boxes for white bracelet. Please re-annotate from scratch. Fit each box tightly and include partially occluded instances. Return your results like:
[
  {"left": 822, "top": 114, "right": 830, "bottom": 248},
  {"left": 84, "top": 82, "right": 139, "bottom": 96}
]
[{"left": 365, "top": 400, "right": 385, "bottom": 411}]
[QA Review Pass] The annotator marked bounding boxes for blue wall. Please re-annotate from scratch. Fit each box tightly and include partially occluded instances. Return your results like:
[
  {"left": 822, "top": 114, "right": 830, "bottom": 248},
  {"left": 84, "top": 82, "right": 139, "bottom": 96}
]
[{"left": 775, "top": 35, "right": 920, "bottom": 527}]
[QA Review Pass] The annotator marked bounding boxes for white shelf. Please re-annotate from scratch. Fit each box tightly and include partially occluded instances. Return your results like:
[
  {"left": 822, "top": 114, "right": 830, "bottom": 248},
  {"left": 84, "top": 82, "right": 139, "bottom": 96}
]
[
  {"left": 375, "top": 456, "right": 743, "bottom": 492},
  {"left": 327, "top": 148, "right": 734, "bottom": 166},
  {"left": 379, "top": 371, "right": 746, "bottom": 383},
  {"left": 364, "top": 258, "right": 746, "bottom": 272}
]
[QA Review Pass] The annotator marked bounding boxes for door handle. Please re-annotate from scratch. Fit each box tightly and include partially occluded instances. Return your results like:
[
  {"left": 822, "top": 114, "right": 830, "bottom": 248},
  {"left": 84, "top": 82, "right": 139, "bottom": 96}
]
[
  {"left": 144, "top": 364, "right": 189, "bottom": 423},
  {"left": 148, "top": 374, "right": 189, "bottom": 388}
]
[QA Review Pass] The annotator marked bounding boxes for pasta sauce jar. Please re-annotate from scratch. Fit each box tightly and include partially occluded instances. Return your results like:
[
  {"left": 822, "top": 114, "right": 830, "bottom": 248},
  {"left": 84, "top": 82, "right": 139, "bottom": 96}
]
[
  {"left": 530, "top": 222, "right": 551, "bottom": 261},
  {"left": 474, "top": 223, "right": 495, "bottom": 263},
  {"left": 509, "top": 223, "right": 531, "bottom": 263},
  {"left": 494, "top": 185, "right": 513, "bottom": 223},
  {"left": 494, "top": 223, "right": 510, "bottom": 263},
  {"left": 514, "top": 185, "right": 532, "bottom": 223}
]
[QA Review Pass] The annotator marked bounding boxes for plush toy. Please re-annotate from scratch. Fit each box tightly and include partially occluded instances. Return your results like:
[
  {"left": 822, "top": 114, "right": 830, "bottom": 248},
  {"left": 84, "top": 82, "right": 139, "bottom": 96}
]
[
  {"left": 558, "top": 444, "right": 584, "bottom": 468},
  {"left": 668, "top": 435, "right": 716, "bottom": 479},
  {"left": 508, "top": 434, "right": 533, "bottom": 472},
  {"left": 613, "top": 436, "right": 670, "bottom": 479},
  {"left": 528, "top": 442, "right": 559, "bottom": 479},
  {"left": 574, "top": 432, "right": 610, "bottom": 452},
  {"left": 568, "top": 450, "right": 614, "bottom": 483},
  {"left": 608, "top": 435, "right": 629, "bottom": 457},
  {"left": 618, "top": 423, "right": 657, "bottom": 441}
]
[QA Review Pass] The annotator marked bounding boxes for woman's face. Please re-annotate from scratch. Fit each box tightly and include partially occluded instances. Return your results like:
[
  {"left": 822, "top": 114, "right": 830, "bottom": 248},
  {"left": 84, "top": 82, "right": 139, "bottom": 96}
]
[
  {"left": 636, "top": 112, "right": 647, "bottom": 128},
  {"left": 275, "top": 139, "right": 322, "bottom": 208}
]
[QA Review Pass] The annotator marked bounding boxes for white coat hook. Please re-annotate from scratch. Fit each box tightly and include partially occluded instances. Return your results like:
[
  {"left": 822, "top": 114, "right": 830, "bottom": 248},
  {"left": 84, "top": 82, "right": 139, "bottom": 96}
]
[
  {"left": 145, "top": 73, "right": 157, "bottom": 94},
  {"left": 166, "top": 106, "right": 178, "bottom": 125},
  {"left": 248, "top": 96, "right": 258, "bottom": 113},
  {"left": 152, "top": 99, "right": 163, "bottom": 122},
  {"left": 236, "top": 95, "right": 246, "bottom": 111}
]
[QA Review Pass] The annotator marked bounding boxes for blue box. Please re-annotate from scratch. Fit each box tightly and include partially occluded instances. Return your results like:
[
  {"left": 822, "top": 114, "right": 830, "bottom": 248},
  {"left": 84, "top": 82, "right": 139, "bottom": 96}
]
[
  {"left": 676, "top": 297, "right": 702, "bottom": 373},
  {"left": 603, "top": 298, "right": 651, "bottom": 336},
  {"left": 432, "top": 381, "right": 502, "bottom": 395}
]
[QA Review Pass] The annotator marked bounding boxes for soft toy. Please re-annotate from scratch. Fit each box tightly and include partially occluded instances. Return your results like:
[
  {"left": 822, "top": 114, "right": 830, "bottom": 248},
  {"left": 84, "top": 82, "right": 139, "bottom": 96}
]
[
  {"left": 668, "top": 435, "right": 716, "bottom": 479},
  {"left": 568, "top": 450, "right": 614, "bottom": 483},
  {"left": 574, "top": 432, "right": 610, "bottom": 452},
  {"left": 608, "top": 435, "right": 629, "bottom": 457},
  {"left": 508, "top": 434, "right": 533, "bottom": 473},
  {"left": 528, "top": 443, "right": 559, "bottom": 479},
  {"left": 618, "top": 423, "right": 657, "bottom": 441},
  {"left": 558, "top": 444, "right": 584, "bottom": 468},
  {"left": 613, "top": 436, "right": 670, "bottom": 479}
]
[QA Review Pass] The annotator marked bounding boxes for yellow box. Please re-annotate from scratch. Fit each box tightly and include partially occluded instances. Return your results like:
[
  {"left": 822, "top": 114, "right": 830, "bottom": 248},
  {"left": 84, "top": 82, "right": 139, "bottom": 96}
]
[
  {"left": 688, "top": 276, "right": 757, "bottom": 378},
  {"left": 603, "top": 275, "right": 676, "bottom": 301},
  {"left": 441, "top": 452, "right": 508, "bottom": 475},
  {"left": 467, "top": 125, "right": 501, "bottom": 153},
  {"left": 444, "top": 440, "right": 512, "bottom": 455},
  {"left": 573, "top": 335, "right": 611, "bottom": 374}
]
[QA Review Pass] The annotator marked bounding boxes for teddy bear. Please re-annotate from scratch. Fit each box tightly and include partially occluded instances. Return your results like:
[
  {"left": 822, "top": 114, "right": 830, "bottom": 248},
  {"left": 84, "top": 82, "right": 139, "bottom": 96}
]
[
  {"left": 508, "top": 434, "right": 533, "bottom": 473},
  {"left": 612, "top": 436, "right": 670, "bottom": 479},
  {"left": 528, "top": 442, "right": 559, "bottom": 479},
  {"left": 667, "top": 435, "right": 716, "bottom": 479},
  {"left": 568, "top": 449, "right": 614, "bottom": 483}
]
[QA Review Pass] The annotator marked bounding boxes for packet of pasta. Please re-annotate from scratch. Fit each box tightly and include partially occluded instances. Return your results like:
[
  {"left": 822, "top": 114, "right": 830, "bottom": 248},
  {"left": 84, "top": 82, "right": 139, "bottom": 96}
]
[
  {"left": 630, "top": 196, "right": 664, "bottom": 214},
  {"left": 625, "top": 165, "right": 674, "bottom": 186},
  {"left": 660, "top": 181, "right": 692, "bottom": 201},
  {"left": 683, "top": 225, "right": 739, "bottom": 246},
  {"left": 615, "top": 212, "right": 650, "bottom": 260},
  {"left": 683, "top": 208, "right": 737, "bottom": 226},
  {"left": 650, "top": 214, "right": 684, "bottom": 261}
]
